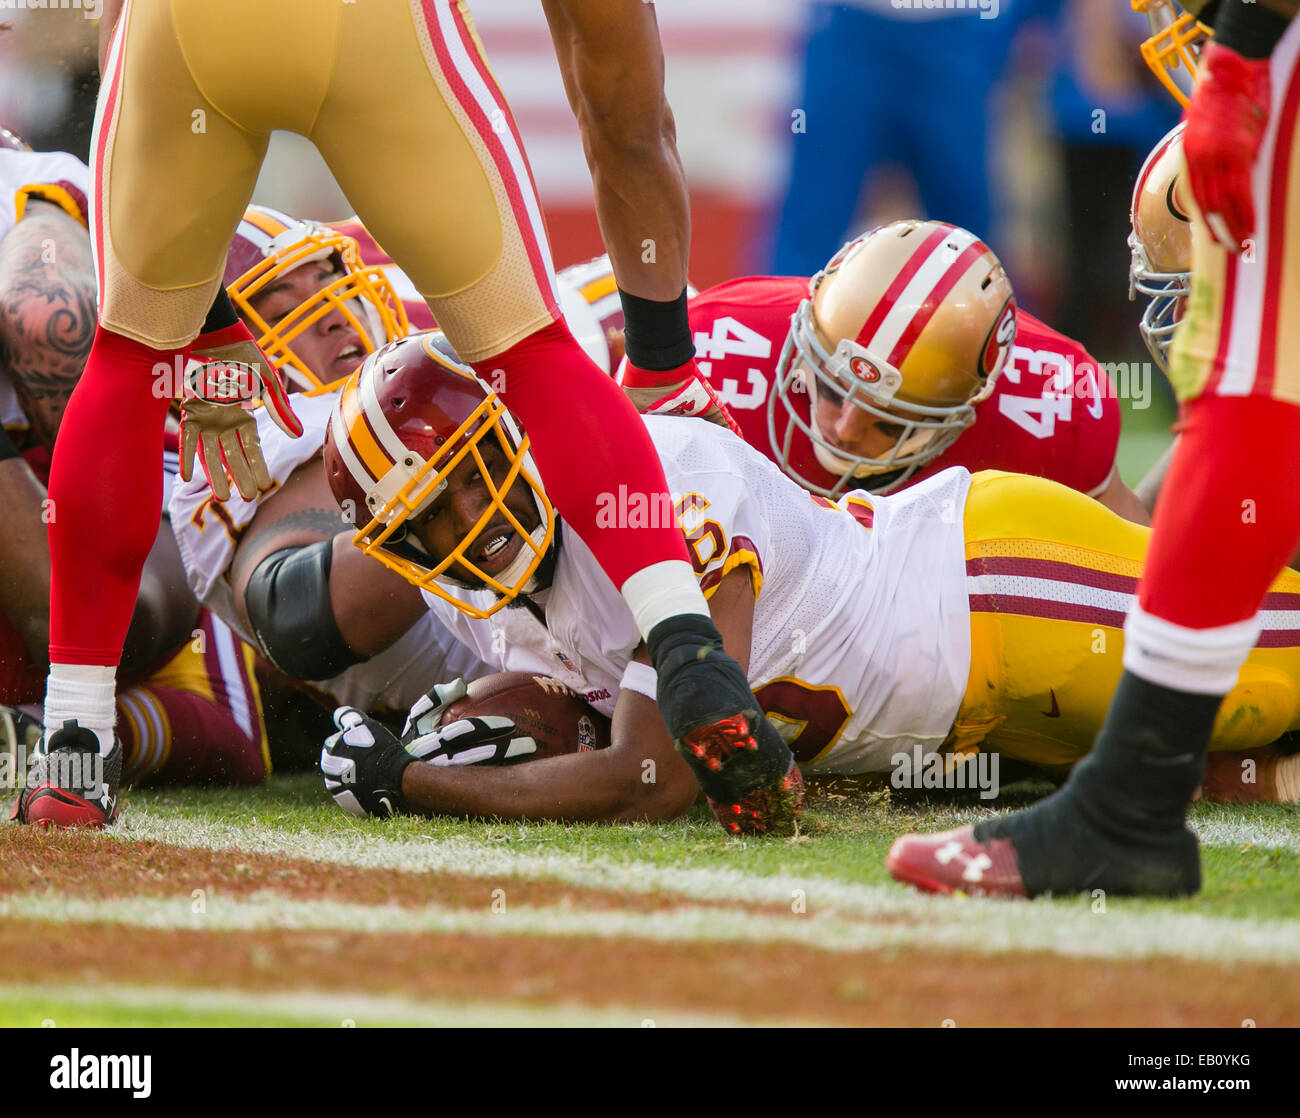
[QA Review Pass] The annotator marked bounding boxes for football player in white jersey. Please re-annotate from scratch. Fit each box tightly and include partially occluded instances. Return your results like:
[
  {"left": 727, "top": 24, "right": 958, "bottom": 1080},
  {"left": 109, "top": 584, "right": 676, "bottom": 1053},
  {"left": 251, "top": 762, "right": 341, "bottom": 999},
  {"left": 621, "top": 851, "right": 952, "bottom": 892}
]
[
  {"left": 315, "top": 337, "right": 1300, "bottom": 829},
  {"left": 171, "top": 207, "right": 616, "bottom": 716},
  {"left": 170, "top": 206, "right": 490, "bottom": 717}
]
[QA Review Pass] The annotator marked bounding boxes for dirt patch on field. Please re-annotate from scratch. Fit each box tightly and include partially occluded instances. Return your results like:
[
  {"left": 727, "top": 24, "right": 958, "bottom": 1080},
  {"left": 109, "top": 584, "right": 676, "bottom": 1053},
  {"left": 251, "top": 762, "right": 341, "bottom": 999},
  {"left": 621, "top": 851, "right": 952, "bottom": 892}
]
[
  {"left": 1, "top": 917, "right": 1297, "bottom": 1026},
  {"left": 6, "top": 827, "right": 1298, "bottom": 1025},
  {"left": 0, "top": 826, "right": 792, "bottom": 918}
]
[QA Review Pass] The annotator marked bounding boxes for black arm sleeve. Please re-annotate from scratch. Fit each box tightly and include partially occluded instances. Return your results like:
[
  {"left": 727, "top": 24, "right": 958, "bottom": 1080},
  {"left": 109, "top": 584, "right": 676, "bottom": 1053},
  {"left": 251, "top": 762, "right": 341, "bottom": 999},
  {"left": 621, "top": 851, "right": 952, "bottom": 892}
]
[
  {"left": 1214, "top": 0, "right": 1292, "bottom": 58},
  {"left": 244, "top": 541, "right": 364, "bottom": 681}
]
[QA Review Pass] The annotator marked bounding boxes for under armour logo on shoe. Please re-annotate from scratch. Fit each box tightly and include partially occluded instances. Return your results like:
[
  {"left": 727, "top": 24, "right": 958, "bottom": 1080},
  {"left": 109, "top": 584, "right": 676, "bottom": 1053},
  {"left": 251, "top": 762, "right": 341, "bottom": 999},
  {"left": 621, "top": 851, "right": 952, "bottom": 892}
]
[{"left": 935, "top": 839, "right": 993, "bottom": 883}]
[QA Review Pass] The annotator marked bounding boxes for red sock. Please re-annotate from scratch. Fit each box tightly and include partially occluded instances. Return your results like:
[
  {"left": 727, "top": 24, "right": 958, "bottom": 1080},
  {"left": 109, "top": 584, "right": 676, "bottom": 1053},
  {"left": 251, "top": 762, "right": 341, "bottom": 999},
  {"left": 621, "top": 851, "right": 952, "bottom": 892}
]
[
  {"left": 117, "top": 683, "right": 269, "bottom": 786},
  {"left": 48, "top": 326, "right": 176, "bottom": 665},
  {"left": 1140, "top": 395, "right": 1300, "bottom": 628},
  {"left": 472, "top": 319, "right": 689, "bottom": 588},
  {"left": 620, "top": 356, "right": 702, "bottom": 391}
]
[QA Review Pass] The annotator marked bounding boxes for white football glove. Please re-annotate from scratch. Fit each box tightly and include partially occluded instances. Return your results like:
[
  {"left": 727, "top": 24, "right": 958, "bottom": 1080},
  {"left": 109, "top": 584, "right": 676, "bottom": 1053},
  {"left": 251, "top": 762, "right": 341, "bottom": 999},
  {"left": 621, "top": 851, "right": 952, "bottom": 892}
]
[
  {"left": 402, "top": 681, "right": 537, "bottom": 767},
  {"left": 179, "top": 338, "right": 302, "bottom": 502},
  {"left": 401, "top": 678, "right": 469, "bottom": 739}
]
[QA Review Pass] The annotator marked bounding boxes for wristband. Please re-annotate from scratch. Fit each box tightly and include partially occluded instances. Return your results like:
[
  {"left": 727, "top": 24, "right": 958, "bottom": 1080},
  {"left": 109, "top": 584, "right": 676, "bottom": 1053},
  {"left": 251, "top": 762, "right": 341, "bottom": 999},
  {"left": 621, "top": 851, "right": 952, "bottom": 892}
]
[
  {"left": 619, "top": 287, "right": 695, "bottom": 371},
  {"left": 1215, "top": 0, "right": 1289, "bottom": 58},
  {"left": 620, "top": 660, "right": 659, "bottom": 701},
  {"left": 200, "top": 285, "right": 240, "bottom": 335}
]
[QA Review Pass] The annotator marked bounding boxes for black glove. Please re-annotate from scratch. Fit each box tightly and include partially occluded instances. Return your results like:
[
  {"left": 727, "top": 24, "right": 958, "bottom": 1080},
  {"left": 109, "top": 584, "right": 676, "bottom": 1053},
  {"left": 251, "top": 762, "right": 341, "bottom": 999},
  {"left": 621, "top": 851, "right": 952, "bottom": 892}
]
[{"left": 320, "top": 707, "right": 416, "bottom": 818}]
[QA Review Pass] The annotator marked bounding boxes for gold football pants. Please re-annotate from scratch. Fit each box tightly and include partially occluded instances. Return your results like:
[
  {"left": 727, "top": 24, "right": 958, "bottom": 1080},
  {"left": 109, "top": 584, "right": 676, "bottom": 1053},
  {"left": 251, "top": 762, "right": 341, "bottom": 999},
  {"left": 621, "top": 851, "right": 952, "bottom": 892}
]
[
  {"left": 953, "top": 471, "right": 1300, "bottom": 767},
  {"left": 92, "top": 0, "right": 558, "bottom": 360}
]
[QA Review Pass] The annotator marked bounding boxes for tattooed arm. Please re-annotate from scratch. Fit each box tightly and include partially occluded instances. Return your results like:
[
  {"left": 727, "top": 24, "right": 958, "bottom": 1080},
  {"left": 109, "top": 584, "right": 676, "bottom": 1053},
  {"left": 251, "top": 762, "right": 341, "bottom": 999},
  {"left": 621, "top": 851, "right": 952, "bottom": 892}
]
[
  {"left": 0, "top": 200, "right": 96, "bottom": 453},
  {"left": 230, "top": 457, "right": 427, "bottom": 660}
]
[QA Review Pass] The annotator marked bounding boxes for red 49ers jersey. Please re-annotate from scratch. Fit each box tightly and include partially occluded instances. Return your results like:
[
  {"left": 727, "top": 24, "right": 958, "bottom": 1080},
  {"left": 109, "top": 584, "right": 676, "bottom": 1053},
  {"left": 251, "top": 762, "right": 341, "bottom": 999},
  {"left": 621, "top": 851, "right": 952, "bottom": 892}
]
[{"left": 688, "top": 277, "right": 1121, "bottom": 498}]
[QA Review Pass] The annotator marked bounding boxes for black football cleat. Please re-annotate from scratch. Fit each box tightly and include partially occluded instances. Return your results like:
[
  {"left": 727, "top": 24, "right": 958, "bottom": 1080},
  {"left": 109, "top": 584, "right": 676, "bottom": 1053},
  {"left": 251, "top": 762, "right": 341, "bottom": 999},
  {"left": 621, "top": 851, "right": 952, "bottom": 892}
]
[
  {"left": 11, "top": 720, "right": 121, "bottom": 829},
  {"left": 648, "top": 616, "right": 803, "bottom": 836}
]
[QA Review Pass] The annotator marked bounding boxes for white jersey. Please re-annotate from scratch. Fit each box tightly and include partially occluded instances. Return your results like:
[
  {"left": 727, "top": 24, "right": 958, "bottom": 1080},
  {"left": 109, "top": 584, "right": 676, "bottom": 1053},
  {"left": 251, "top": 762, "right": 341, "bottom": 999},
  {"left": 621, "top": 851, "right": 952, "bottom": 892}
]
[
  {"left": 0, "top": 149, "right": 91, "bottom": 436},
  {"left": 169, "top": 393, "right": 490, "bottom": 713},
  {"left": 0, "top": 148, "right": 88, "bottom": 242},
  {"left": 424, "top": 417, "right": 973, "bottom": 775}
]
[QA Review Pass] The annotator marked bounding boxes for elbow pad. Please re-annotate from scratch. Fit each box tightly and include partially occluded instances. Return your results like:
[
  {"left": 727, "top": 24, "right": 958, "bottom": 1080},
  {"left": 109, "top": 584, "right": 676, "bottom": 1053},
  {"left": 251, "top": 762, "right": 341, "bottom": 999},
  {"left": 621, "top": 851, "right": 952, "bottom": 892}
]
[{"left": 244, "top": 541, "right": 363, "bottom": 681}]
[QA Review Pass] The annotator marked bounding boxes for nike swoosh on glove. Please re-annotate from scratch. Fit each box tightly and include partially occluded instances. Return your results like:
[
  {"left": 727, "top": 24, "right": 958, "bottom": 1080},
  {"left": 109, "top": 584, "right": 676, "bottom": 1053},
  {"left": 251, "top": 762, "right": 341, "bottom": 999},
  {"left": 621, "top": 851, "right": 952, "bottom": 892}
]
[
  {"left": 1183, "top": 43, "right": 1271, "bottom": 252},
  {"left": 179, "top": 339, "right": 303, "bottom": 502}
]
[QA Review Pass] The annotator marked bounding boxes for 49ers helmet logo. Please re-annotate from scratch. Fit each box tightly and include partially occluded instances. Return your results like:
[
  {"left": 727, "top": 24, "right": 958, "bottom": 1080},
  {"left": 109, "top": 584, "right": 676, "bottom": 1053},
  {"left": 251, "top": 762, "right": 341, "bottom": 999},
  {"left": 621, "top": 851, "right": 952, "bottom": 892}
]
[
  {"left": 979, "top": 299, "right": 1017, "bottom": 380},
  {"left": 849, "top": 355, "right": 881, "bottom": 383}
]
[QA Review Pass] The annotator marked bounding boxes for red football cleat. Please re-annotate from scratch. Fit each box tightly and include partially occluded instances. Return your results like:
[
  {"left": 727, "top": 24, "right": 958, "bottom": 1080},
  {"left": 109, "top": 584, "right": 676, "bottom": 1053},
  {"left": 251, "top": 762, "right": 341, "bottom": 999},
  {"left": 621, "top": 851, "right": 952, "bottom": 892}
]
[
  {"left": 886, "top": 825, "right": 1027, "bottom": 898},
  {"left": 708, "top": 760, "right": 805, "bottom": 836},
  {"left": 11, "top": 721, "right": 121, "bottom": 829},
  {"left": 682, "top": 713, "right": 804, "bottom": 836}
]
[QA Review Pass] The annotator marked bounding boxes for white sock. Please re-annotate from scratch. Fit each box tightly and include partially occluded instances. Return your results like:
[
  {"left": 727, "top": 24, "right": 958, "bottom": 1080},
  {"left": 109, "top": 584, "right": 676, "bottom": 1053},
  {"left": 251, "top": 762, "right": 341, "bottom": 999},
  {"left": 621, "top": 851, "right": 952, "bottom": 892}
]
[
  {"left": 621, "top": 559, "right": 710, "bottom": 643},
  {"left": 44, "top": 664, "right": 117, "bottom": 755},
  {"left": 1123, "top": 603, "right": 1259, "bottom": 695}
]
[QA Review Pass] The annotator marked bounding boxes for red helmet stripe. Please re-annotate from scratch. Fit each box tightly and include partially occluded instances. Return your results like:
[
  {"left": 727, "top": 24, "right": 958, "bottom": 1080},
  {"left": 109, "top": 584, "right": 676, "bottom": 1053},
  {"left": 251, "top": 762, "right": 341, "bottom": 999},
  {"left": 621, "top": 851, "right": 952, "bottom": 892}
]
[
  {"left": 885, "top": 238, "right": 989, "bottom": 369},
  {"left": 854, "top": 224, "right": 953, "bottom": 348}
]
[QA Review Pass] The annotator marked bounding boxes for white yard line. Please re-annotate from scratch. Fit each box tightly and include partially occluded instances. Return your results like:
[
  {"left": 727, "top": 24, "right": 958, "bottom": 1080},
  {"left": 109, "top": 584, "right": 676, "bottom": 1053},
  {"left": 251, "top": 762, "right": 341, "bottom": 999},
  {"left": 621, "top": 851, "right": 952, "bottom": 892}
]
[
  {"left": 1190, "top": 817, "right": 1300, "bottom": 853},
  {"left": 0, "top": 982, "right": 757, "bottom": 1028},
  {"left": 45, "top": 810, "right": 1300, "bottom": 965}
]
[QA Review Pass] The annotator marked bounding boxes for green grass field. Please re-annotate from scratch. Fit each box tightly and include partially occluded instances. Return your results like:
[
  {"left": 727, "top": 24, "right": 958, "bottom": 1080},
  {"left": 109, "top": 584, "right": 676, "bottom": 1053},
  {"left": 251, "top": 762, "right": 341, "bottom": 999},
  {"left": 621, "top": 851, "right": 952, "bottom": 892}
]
[
  {"left": 113, "top": 770, "right": 1300, "bottom": 922},
  {"left": 1114, "top": 380, "right": 1176, "bottom": 489}
]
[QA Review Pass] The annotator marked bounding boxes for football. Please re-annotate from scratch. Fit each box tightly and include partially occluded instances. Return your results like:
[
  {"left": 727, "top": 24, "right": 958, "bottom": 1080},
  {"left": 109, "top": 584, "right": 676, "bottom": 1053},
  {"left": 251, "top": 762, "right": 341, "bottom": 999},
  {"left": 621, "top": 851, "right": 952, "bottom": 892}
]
[{"left": 441, "top": 672, "right": 612, "bottom": 763}]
